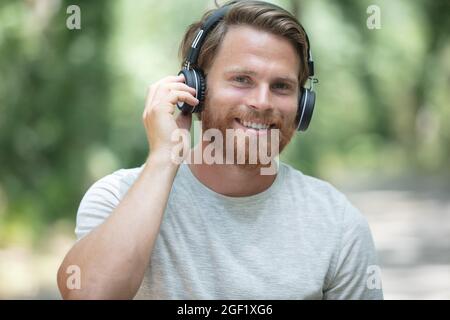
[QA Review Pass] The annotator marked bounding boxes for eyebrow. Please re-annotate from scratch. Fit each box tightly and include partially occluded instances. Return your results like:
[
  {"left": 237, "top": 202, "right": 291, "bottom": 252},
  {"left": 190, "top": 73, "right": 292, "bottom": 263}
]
[{"left": 224, "top": 67, "right": 298, "bottom": 86}]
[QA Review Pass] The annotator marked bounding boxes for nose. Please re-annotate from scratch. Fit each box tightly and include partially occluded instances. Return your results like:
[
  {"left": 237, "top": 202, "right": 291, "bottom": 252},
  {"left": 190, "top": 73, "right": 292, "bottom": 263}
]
[{"left": 247, "top": 84, "right": 272, "bottom": 111}]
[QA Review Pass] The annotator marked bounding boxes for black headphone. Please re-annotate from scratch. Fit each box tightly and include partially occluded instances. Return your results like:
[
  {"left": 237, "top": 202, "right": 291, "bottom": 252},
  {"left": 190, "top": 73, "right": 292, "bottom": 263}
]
[{"left": 177, "top": 1, "right": 317, "bottom": 132}]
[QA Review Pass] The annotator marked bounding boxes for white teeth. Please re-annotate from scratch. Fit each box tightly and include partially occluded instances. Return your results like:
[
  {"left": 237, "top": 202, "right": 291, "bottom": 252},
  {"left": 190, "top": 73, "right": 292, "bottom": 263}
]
[{"left": 240, "top": 119, "right": 270, "bottom": 130}]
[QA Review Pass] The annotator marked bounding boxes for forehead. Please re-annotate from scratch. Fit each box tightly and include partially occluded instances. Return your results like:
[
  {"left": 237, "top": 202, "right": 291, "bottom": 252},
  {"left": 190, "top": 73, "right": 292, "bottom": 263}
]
[{"left": 210, "top": 25, "right": 300, "bottom": 78}]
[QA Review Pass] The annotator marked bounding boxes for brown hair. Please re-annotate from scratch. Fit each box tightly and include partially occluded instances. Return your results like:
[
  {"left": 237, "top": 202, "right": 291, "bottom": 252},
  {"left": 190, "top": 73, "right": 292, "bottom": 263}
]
[{"left": 179, "top": 0, "right": 310, "bottom": 87}]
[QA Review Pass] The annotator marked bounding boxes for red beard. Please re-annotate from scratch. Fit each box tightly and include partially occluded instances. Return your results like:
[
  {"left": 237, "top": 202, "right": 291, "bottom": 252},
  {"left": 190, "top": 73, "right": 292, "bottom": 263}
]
[{"left": 199, "top": 95, "right": 297, "bottom": 169}]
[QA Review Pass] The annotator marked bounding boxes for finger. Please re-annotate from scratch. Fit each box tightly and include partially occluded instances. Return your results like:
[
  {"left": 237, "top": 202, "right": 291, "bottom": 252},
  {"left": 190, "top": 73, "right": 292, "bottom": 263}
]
[
  {"left": 145, "top": 84, "right": 158, "bottom": 110},
  {"left": 159, "top": 74, "right": 186, "bottom": 84},
  {"left": 152, "top": 103, "right": 175, "bottom": 115},
  {"left": 176, "top": 111, "right": 192, "bottom": 131},
  {"left": 167, "top": 90, "right": 199, "bottom": 107},
  {"left": 142, "top": 108, "right": 148, "bottom": 123},
  {"left": 146, "top": 75, "right": 188, "bottom": 109},
  {"left": 164, "top": 82, "right": 197, "bottom": 96}
]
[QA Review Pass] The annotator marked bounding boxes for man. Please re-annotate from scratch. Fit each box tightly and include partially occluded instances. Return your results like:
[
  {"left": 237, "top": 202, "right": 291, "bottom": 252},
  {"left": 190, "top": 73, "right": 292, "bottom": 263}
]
[{"left": 57, "top": 0, "right": 383, "bottom": 299}]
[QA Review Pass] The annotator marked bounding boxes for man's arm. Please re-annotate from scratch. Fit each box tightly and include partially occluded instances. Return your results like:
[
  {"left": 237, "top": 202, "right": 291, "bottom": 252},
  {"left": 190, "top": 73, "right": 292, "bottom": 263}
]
[
  {"left": 57, "top": 153, "right": 178, "bottom": 299},
  {"left": 57, "top": 75, "right": 198, "bottom": 299}
]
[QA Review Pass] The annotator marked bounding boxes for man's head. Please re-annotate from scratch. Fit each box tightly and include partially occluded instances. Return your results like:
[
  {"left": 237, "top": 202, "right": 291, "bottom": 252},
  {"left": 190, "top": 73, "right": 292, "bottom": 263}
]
[{"left": 179, "top": 0, "right": 310, "bottom": 166}]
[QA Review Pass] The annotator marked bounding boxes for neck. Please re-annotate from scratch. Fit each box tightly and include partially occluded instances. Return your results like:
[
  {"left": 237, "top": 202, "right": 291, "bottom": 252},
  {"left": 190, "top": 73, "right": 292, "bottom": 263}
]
[{"left": 186, "top": 144, "right": 278, "bottom": 197}]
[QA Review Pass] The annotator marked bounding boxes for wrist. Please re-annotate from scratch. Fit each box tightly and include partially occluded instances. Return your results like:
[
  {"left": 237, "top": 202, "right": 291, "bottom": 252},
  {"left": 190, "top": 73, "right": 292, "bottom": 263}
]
[{"left": 146, "top": 149, "right": 182, "bottom": 171}]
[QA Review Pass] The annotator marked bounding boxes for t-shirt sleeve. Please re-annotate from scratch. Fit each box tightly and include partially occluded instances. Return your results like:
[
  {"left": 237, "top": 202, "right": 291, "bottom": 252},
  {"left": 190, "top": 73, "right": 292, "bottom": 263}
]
[
  {"left": 323, "top": 201, "right": 384, "bottom": 300},
  {"left": 75, "top": 172, "right": 123, "bottom": 241}
]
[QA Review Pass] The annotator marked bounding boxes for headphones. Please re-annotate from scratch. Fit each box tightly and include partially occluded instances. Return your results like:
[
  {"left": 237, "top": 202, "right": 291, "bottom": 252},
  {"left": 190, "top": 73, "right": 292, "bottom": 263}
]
[{"left": 177, "top": 1, "right": 317, "bottom": 131}]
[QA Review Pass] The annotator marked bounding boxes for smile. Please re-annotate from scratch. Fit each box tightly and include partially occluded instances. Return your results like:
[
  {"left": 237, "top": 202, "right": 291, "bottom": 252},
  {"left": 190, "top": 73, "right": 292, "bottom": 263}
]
[{"left": 234, "top": 118, "right": 275, "bottom": 130}]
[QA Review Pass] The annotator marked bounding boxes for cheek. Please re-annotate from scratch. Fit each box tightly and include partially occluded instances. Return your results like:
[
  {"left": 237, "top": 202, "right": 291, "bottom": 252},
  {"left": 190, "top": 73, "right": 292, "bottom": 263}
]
[
  {"left": 274, "top": 96, "right": 298, "bottom": 122},
  {"left": 279, "top": 97, "right": 298, "bottom": 111},
  {"left": 214, "top": 86, "right": 245, "bottom": 105},
  {"left": 205, "top": 85, "right": 244, "bottom": 118}
]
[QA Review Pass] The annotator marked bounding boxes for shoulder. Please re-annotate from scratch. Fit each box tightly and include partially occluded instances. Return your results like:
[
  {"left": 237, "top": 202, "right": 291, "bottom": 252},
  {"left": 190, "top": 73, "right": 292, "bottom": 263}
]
[
  {"left": 84, "top": 165, "right": 144, "bottom": 199},
  {"left": 279, "top": 162, "right": 369, "bottom": 227},
  {"left": 75, "top": 165, "right": 144, "bottom": 240},
  {"left": 280, "top": 162, "right": 348, "bottom": 209}
]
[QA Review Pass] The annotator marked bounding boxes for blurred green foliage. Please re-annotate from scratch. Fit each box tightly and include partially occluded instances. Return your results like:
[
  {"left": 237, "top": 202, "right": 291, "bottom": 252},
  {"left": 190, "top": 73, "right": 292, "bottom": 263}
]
[{"left": 0, "top": 0, "right": 449, "bottom": 245}]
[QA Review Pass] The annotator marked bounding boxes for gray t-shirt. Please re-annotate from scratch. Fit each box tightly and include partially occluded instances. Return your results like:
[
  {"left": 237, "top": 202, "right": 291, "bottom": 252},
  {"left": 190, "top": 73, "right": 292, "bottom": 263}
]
[{"left": 75, "top": 161, "right": 383, "bottom": 299}]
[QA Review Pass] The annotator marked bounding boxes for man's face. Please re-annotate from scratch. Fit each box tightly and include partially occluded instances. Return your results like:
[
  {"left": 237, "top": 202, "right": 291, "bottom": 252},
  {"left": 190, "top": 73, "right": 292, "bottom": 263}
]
[{"left": 201, "top": 25, "right": 300, "bottom": 166}]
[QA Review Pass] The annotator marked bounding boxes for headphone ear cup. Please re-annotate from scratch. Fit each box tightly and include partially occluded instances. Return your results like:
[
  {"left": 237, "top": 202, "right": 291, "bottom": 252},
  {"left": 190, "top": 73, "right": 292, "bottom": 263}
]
[
  {"left": 177, "top": 69, "right": 206, "bottom": 113},
  {"left": 193, "top": 69, "right": 206, "bottom": 113},
  {"left": 296, "top": 87, "right": 316, "bottom": 131},
  {"left": 177, "top": 69, "right": 195, "bottom": 113}
]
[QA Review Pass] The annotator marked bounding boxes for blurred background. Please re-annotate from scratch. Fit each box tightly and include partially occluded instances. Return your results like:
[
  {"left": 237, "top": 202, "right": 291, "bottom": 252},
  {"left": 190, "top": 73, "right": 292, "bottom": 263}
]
[{"left": 0, "top": 0, "right": 449, "bottom": 299}]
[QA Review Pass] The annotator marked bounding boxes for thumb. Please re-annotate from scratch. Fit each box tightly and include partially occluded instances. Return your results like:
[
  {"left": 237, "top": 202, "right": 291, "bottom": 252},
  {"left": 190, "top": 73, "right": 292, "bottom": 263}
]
[{"left": 176, "top": 110, "right": 192, "bottom": 131}]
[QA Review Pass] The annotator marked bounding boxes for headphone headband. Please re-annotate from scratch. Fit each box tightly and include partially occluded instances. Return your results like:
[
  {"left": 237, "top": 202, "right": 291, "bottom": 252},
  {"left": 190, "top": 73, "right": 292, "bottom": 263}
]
[{"left": 185, "top": 5, "right": 231, "bottom": 67}]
